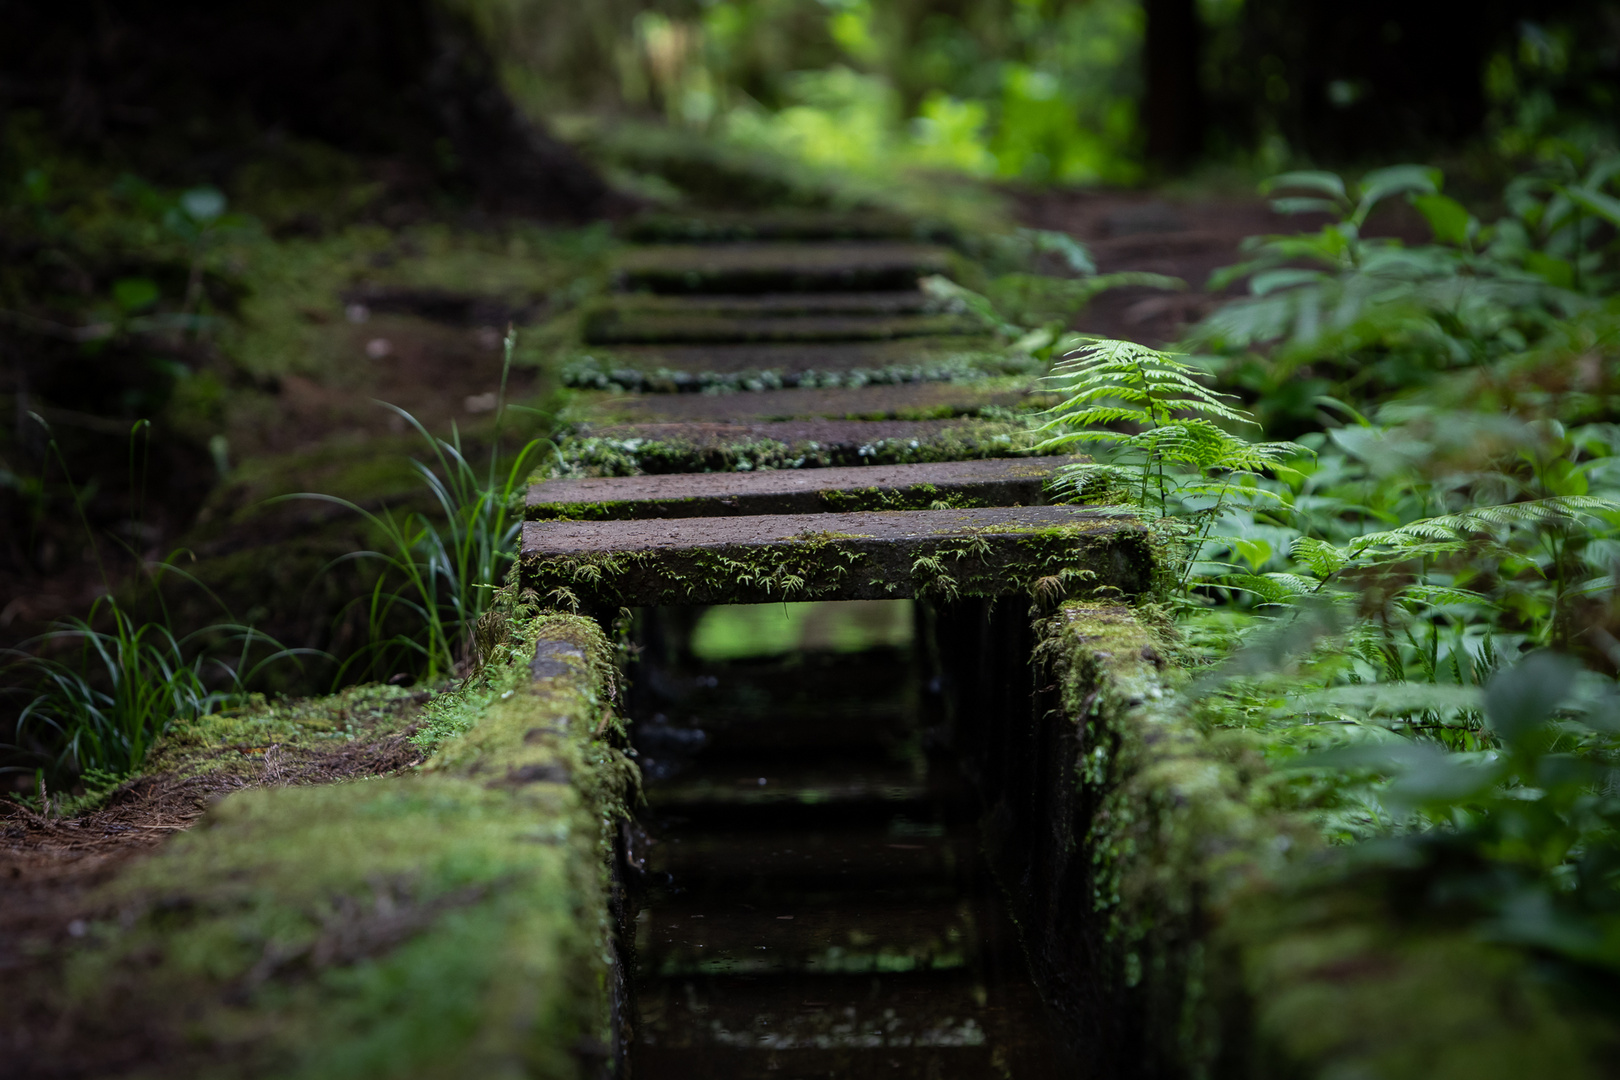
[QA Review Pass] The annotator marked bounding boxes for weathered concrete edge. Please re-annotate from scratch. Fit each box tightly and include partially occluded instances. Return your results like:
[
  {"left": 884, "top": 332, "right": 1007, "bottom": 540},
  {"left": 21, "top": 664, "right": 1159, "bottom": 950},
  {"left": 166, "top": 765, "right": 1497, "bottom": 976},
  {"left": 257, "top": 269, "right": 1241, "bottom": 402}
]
[
  {"left": 553, "top": 420, "right": 1035, "bottom": 477},
  {"left": 525, "top": 461, "right": 1065, "bottom": 521},
  {"left": 1026, "top": 603, "right": 1616, "bottom": 1079},
  {"left": 520, "top": 522, "right": 1157, "bottom": 608},
  {"left": 68, "top": 614, "right": 634, "bottom": 1080}
]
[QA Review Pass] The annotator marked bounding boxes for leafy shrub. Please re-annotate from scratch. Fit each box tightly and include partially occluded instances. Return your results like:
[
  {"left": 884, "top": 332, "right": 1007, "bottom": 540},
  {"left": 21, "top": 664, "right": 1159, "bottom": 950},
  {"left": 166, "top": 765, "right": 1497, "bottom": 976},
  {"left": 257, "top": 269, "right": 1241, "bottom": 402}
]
[{"left": 1190, "top": 155, "right": 1620, "bottom": 431}]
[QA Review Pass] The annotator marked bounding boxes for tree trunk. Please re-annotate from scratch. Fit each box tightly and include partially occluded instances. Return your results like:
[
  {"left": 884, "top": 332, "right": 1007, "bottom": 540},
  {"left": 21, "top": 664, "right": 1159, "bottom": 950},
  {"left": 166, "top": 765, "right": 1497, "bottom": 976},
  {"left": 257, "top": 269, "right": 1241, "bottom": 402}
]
[{"left": 1143, "top": 0, "right": 1204, "bottom": 171}]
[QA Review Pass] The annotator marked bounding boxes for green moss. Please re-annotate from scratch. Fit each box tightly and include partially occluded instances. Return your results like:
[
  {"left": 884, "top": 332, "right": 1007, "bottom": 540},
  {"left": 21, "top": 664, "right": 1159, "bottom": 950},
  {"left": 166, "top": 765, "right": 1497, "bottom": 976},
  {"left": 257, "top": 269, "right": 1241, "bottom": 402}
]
[
  {"left": 54, "top": 612, "right": 634, "bottom": 1079},
  {"left": 555, "top": 421, "right": 1035, "bottom": 478},
  {"left": 524, "top": 520, "right": 1154, "bottom": 608},
  {"left": 1036, "top": 603, "right": 1620, "bottom": 1078}
]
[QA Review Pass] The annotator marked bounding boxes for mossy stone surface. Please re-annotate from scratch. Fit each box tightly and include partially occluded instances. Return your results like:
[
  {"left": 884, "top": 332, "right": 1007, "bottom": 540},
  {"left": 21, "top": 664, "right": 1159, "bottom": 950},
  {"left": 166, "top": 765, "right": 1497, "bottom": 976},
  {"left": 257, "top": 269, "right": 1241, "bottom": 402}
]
[
  {"left": 526, "top": 456, "right": 1073, "bottom": 521},
  {"left": 1028, "top": 603, "right": 1620, "bottom": 1079},
  {"left": 616, "top": 242, "right": 953, "bottom": 294},
  {"left": 556, "top": 418, "right": 1036, "bottom": 477},
  {"left": 53, "top": 614, "right": 634, "bottom": 1080},
  {"left": 522, "top": 506, "right": 1153, "bottom": 607}
]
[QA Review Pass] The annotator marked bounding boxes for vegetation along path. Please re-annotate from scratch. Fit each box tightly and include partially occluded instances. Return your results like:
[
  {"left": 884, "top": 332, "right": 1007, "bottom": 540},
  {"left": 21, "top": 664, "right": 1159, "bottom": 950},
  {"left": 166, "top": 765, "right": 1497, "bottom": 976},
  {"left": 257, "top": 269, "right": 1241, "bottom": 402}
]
[
  {"left": 524, "top": 212, "right": 1155, "bottom": 1074},
  {"left": 10, "top": 187, "right": 1619, "bottom": 1079}
]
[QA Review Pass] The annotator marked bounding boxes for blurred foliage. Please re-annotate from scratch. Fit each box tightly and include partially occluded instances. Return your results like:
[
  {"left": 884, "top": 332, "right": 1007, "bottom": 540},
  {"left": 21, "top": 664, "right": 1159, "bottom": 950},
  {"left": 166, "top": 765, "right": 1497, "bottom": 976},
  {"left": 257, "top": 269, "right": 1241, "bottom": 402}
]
[
  {"left": 464, "top": 0, "right": 1145, "bottom": 185},
  {"left": 1055, "top": 149, "right": 1620, "bottom": 989}
]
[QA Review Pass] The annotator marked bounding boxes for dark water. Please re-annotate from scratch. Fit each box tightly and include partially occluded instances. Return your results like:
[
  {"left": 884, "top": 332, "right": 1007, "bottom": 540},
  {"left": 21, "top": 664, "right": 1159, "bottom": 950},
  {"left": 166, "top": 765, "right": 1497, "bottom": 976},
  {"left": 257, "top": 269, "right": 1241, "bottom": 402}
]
[{"left": 627, "top": 641, "right": 1070, "bottom": 1079}]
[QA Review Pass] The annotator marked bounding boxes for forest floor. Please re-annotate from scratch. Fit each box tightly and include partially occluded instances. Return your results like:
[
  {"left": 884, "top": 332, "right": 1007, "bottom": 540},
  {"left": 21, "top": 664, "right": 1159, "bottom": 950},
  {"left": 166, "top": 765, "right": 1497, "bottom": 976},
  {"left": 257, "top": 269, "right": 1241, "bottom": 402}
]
[
  {"left": 0, "top": 177, "right": 1343, "bottom": 1075},
  {"left": 1, "top": 686, "right": 428, "bottom": 1072}
]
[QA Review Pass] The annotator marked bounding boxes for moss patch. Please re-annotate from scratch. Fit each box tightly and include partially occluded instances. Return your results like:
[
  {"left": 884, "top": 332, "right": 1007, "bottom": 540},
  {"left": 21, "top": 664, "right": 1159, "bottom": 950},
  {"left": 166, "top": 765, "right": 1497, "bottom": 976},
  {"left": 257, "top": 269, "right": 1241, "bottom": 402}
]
[
  {"left": 1030, "top": 603, "right": 1620, "bottom": 1079},
  {"left": 556, "top": 420, "right": 1034, "bottom": 477},
  {"left": 524, "top": 516, "right": 1155, "bottom": 608},
  {"left": 32, "top": 613, "right": 634, "bottom": 1079}
]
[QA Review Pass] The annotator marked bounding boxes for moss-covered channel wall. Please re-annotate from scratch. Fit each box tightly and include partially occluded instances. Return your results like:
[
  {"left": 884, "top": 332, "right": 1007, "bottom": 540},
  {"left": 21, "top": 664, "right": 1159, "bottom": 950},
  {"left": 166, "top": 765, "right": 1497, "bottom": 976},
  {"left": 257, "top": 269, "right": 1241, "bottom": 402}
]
[
  {"left": 51, "top": 614, "right": 635, "bottom": 1080},
  {"left": 934, "top": 599, "right": 1619, "bottom": 1079}
]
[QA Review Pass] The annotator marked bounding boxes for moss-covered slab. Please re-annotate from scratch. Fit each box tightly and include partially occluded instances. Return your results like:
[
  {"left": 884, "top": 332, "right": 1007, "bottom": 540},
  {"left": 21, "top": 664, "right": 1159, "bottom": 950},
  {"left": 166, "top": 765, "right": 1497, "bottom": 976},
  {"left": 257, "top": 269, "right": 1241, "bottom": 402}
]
[
  {"left": 594, "top": 290, "right": 936, "bottom": 317},
  {"left": 520, "top": 505, "right": 1151, "bottom": 607},
  {"left": 40, "top": 615, "right": 636, "bottom": 1080},
  {"left": 562, "top": 337, "right": 1012, "bottom": 392},
  {"left": 527, "top": 456, "right": 1076, "bottom": 520},
  {"left": 1013, "top": 603, "right": 1620, "bottom": 1079},
  {"left": 566, "top": 382, "right": 1046, "bottom": 426},
  {"left": 621, "top": 210, "right": 936, "bottom": 244},
  {"left": 557, "top": 417, "right": 1033, "bottom": 476},
  {"left": 617, "top": 242, "right": 953, "bottom": 294},
  {"left": 582, "top": 308, "right": 979, "bottom": 345}
]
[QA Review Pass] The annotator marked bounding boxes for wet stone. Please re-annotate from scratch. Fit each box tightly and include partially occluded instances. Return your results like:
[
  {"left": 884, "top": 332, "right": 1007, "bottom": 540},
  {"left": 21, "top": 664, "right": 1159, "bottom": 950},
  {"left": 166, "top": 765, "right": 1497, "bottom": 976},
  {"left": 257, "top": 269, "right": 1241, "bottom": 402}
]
[
  {"left": 531, "top": 639, "right": 586, "bottom": 680},
  {"left": 527, "top": 456, "right": 1077, "bottom": 520},
  {"left": 568, "top": 382, "right": 1049, "bottom": 426},
  {"left": 596, "top": 290, "right": 937, "bottom": 317},
  {"left": 582, "top": 310, "right": 979, "bottom": 345},
  {"left": 617, "top": 242, "right": 954, "bottom": 294},
  {"left": 622, "top": 209, "right": 937, "bottom": 244},
  {"left": 519, "top": 505, "right": 1152, "bottom": 607}
]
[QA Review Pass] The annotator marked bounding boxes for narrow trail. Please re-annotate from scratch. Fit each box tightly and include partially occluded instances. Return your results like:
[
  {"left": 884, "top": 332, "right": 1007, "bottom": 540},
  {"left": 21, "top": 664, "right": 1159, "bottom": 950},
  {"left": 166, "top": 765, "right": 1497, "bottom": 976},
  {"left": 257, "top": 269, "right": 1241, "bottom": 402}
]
[{"left": 520, "top": 212, "right": 1158, "bottom": 1073}]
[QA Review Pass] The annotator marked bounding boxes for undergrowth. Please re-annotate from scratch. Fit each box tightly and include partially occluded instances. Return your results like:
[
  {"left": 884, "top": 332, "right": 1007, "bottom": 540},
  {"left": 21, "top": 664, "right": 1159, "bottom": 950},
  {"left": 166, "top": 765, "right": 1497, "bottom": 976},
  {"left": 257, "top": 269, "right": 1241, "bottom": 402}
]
[
  {"left": 1027, "top": 151, "right": 1620, "bottom": 989},
  {"left": 3, "top": 419, "right": 304, "bottom": 797},
  {"left": 294, "top": 330, "right": 552, "bottom": 685}
]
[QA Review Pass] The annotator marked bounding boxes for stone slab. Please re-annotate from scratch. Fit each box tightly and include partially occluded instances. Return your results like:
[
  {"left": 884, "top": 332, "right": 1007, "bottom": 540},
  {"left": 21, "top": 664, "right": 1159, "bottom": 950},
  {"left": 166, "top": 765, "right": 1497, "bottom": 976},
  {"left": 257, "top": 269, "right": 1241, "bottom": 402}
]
[
  {"left": 527, "top": 456, "right": 1076, "bottom": 520},
  {"left": 560, "top": 418, "right": 1033, "bottom": 475},
  {"left": 617, "top": 243, "right": 953, "bottom": 294},
  {"left": 565, "top": 337, "right": 1002, "bottom": 392},
  {"left": 569, "top": 383, "right": 1047, "bottom": 425},
  {"left": 622, "top": 210, "right": 937, "bottom": 243},
  {"left": 600, "top": 291, "right": 936, "bottom": 317},
  {"left": 519, "top": 505, "right": 1151, "bottom": 607},
  {"left": 582, "top": 310, "right": 978, "bottom": 345}
]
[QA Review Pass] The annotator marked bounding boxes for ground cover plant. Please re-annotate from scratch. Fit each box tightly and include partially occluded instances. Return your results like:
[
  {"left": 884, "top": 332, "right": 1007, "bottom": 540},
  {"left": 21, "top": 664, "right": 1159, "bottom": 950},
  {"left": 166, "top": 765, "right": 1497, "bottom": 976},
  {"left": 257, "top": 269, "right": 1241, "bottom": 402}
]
[
  {"left": 289, "top": 331, "right": 553, "bottom": 686},
  {"left": 1025, "top": 151, "right": 1620, "bottom": 1004}
]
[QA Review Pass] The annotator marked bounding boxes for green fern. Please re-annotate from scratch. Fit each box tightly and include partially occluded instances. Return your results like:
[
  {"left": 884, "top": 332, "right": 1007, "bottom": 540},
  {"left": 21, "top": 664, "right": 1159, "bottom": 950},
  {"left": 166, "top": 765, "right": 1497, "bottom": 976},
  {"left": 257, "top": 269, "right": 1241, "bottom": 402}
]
[{"left": 1030, "top": 338, "right": 1308, "bottom": 585}]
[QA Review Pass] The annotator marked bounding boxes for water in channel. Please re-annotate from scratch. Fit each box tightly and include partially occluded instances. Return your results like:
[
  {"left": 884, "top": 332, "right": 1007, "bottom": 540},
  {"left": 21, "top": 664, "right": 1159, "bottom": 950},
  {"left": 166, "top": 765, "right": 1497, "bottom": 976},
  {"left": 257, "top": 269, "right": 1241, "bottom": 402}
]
[{"left": 625, "top": 601, "right": 1069, "bottom": 1079}]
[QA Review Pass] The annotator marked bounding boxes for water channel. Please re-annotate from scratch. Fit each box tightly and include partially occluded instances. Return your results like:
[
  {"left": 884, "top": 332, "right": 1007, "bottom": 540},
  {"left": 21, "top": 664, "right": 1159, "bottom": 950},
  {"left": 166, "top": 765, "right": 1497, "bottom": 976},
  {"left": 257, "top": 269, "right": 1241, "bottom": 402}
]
[{"left": 623, "top": 600, "right": 1071, "bottom": 1078}]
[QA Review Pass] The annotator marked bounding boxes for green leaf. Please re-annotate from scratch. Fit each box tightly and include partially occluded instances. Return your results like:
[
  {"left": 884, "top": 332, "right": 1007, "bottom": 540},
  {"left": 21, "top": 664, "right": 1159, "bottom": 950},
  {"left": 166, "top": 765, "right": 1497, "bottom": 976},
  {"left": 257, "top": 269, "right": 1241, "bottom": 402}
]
[
  {"left": 1484, "top": 651, "right": 1580, "bottom": 747},
  {"left": 1270, "top": 197, "right": 1341, "bottom": 216},
  {"left": 1352, "top": 165, "right": 1441, "bottom": 227},
  {"left": 1524, "top": 251, "right": 1575, "bottom": 289},
  {"left": 1262, "top": 171, "right": 1348, "bottom": 202},
  {"left": 1564, "top": 185, "right": 1620, "bottom": 229},
  {"left": 1412, "top": 193, "right": 1473, "bottom": 246},
  {"left": 112, "top": 277, "right": 160, "bottom": 313}
]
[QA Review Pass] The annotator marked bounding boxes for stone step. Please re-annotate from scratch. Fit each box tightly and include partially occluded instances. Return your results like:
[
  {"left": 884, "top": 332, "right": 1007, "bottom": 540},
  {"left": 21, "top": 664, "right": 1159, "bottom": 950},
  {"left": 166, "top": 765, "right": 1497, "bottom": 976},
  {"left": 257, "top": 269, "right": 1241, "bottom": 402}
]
[
  {"left": 568, "top": 383, "right": 1047, "bottom": 427},
  {"left": 617, "top": 243, "right": 954, "bottom": 294},
  {"left": 598, "top": 290, "right": 936, "bottom": 317},
  {"left": 633, "top": 971, "right": 1060, "bottom": 1078},
  {"left": 519, "top": 505, "right": 1150, "bottom": 607},
  {"left": 582, "top": 310, "right": 979, "bottom": 345},
  {"left": 646, "top": 824, "right": 962, "bottom": 885},
  {"left": 637, "top": 895, "right": 975, "bottom": 978},
  {"left": 560, "top": 418, "right": 1032, "bottom": 476},
  {"left": 647, "top": 761, "right": 930, "bottom": 810},
  {"left": 564, "top": 337, "right": 1006, "bottom": 393},
  {"left": 623, "top": 210, "right": 940, "bottom": 244},
  {"left": 527, "top": 456, "right": 1074, "bottom": 520}
]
